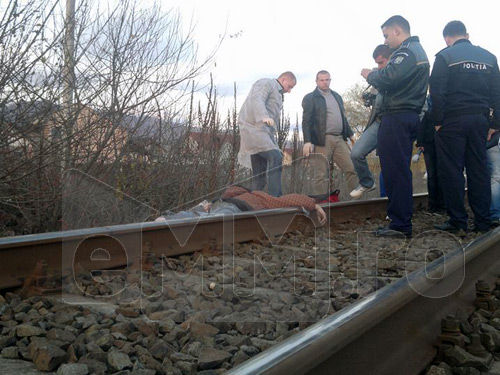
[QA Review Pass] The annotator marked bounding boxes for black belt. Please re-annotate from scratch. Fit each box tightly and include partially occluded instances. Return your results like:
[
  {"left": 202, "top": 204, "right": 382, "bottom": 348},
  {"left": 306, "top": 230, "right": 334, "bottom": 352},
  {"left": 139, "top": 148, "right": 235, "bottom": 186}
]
[{"left": 326, "top": 133, "right": 342, "bottom": 136}]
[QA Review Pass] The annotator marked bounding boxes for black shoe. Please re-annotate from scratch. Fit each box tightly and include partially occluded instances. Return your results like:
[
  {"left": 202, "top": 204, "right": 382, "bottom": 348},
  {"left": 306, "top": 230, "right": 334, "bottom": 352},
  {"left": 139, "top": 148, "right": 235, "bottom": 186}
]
[
  {"left": 375, "top": 226, "right": 411, "bottom": 238},
  {"left": 491, "top": 219, "right": 500, "bottom": 228},
  {"left": 434, "top": 222, "right": 464, "bottom": 233}
]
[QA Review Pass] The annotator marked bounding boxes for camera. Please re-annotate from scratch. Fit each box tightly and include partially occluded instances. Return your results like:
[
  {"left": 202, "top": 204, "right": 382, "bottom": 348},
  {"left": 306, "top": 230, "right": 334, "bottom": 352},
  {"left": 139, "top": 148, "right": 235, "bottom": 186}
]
[{"left": 362, "top": 91, "right": 377, "bottom": 107}]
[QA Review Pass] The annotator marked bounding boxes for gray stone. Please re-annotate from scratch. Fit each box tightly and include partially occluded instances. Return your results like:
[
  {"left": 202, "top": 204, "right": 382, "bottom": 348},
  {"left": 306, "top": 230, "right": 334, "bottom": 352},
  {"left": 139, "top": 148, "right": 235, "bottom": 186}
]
[
  {"left": 134, "top": 320, "right": 157, "bottom": 337},
  {"left": 0, "top": 335, "right": 16, "bottom": 351},
  {"left": 29, "top": 339, "right": 68, "bottom": 372},
  {"left": 488, "top": 360, "right": 500, "bottom": 374},
  {"left": 0, "top": 358, "right": 55, "bottom": 375},
  {"left": 165, "top": 326, "right": 188, "bottom": 342},
  {"left": 111, "top": 331, "right": 128, "bottom": 340},
  {"left": 174, "top": 360, "right": 197, "bottom": 375},
  {"left": 488, "top": 318, "right": 500, "bottom": 331},
  {"left": 235, "top": 321, "right": 267, "bottom": 336},
  {"left": 444, "top": 346, "right": 492, "bottom": 372},
  {"left": 78, "top": 316, "right": 98, "bottom": 330},
  {"left": 12, "top": 301, "right": 32, "bottom": 314},
  {"left": 115, "top": 307, "right": 139, "bottom": 318},
  {"left": 16, "top": 324, "right": 46, "bottom": 338},
  {"left": 5, "top": 292, "right": 21, "bottom": 304},
  {"left": 111, "top": 322, "right": 135, "bottom": 337},
  {"left": 250, "top": 337, "right": 276, "bottom": 352},
  {"left": 77, "top": 358, "right": 107, "bottom": 375},
  {"left": 182, "top": 321, "right": 219, "bottom": 339},
  {"left": 1, "top": 346, "right": 20, "bottom": 359},
  {"left": 139, "top": 354, "right": 165, "bottom": 375},
  {"left": 184, "top": 341, "right": 202, "bottom": 357},
  {"left": 169, "top": 352, "right": 196, "bottom": 363},
  {"left": 47, "top": 328, "right": 77, "bottom": 343},
  {"left": 95, "top": 334, "right": 115, "bottom": 350},
  {"left": 107, "top": 350, "right": 133, "bottom": 371},
  {"left": 240, "top": 345, "right": 260, "bottom": 357},
  {"left": 197, "top": 348, "right": 232, "bottom": 370},
  {"left": 452, "top": 367, "right": 481, "bottom": 375},
  {"left": 67, "top": 343, "right": 87, "bottom": 363},
  {"left": 157, "top": 318, "right": 177, "bottom": 334},
  {"left": 231, "top": 350, "right": 250, "bottom": 366},
  {"left": 162, "top": 361, "right": 182, "bottom": 375},
  {"left": 149, "top": 340, "right": 172, "bottom": 361},
  {"left": 54, "top": 310, "right": 79, "bottom": 325},
  {"left": 56, "top": 363, "right": 89, "bottom": 375},
  {"left": 130, "top": 370, "right": 156, "bottom": 375}
]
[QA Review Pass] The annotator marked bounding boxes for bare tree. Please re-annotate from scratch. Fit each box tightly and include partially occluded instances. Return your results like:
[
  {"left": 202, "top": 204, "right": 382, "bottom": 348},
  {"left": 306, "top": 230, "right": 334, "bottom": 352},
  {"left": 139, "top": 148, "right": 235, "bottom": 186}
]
[
  {"left": 342, "top": 82, "right": 371, "bottom": 137},
  {"left": 0, "top": 0, "right": 229, "bottom": 235}
]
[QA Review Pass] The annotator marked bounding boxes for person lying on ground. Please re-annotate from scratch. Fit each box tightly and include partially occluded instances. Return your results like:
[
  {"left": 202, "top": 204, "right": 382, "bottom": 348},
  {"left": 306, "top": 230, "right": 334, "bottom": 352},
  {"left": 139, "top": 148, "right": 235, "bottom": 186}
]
[{"left": 155, "top": 185, "right": 327, "bottom": 226}]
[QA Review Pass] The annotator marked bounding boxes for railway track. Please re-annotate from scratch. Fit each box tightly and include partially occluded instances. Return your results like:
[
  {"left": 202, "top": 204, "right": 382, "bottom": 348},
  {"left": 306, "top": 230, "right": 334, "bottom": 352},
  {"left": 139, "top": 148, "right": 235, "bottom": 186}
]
[
  {"left": 0, "top": 195, "right": 426, "bottom": 291},
  {"left": 227, "top": 225, "right": 500, "bottom": 375},
  {"left": 3, "top": 193, "right": 499, "bottom": 374}
]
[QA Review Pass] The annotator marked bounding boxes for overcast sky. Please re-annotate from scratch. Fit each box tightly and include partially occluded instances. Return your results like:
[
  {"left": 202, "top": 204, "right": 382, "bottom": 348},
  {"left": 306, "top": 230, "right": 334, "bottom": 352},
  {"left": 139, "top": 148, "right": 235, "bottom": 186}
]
[{"left": 163, "top": 0, "right": 500, "bottom": 123}]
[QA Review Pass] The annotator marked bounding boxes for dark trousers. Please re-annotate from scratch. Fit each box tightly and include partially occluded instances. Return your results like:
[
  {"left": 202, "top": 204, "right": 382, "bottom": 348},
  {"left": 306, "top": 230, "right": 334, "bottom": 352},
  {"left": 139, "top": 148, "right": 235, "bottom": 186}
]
[
  {"left": 378, "top": 112, "right": 419, "bottom": 233},
  {"left": 250, "top": 149, "right": 283, "bottom": 197},
  {"left": 423, "top": 142, "right": 446, "bottom": 212},
  {"left": 435, "top": 114, "right": 491, "bottom": 230}
]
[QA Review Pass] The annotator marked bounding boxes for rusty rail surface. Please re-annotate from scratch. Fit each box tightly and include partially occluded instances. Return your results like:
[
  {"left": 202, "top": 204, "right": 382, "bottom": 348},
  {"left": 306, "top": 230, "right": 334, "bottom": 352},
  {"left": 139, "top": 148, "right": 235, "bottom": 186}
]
[
  {"left": 0, "top": 194, "right": 427, "bottom": 292},
  {"left": 226, "top": 225, "right": 500, "bottom": 375}
]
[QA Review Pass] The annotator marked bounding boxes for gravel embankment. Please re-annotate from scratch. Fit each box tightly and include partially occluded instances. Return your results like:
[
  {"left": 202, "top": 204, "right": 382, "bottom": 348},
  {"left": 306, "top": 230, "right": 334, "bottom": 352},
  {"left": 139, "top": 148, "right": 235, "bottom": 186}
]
[{"left": 0, "top": 209, "right": 489, "bottom": 374}]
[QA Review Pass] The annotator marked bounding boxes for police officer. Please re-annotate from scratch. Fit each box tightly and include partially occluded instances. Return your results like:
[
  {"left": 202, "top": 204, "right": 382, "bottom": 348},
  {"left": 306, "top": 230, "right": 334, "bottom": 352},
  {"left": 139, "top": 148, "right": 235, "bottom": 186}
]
[
  {"left": 430, "top": 21, "right": 500, "bottom": 233},
  {"left": 361, "top": 15, "right": 429, "bottom": 237}
]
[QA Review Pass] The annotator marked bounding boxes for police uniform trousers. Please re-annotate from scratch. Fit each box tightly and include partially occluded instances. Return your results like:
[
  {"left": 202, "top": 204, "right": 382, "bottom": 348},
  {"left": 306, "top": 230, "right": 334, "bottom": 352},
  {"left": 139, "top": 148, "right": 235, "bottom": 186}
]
[
  {"left": 435, "top": 114, "right": 491, "bottom": 230},
  {"left": 377, "top": 112, "right": 419, "bottom": 233},
  {"left": 423, "top": 140, "right": 446, "bottom": 212}
]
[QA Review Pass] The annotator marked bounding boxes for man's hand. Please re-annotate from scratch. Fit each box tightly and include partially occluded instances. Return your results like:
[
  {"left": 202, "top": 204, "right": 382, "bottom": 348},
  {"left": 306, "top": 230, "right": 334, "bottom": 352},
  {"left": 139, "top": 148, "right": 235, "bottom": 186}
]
[
  {"left": 314, "top": 204, "right": 327, "bottom": 226},
  {"left": 488, "top": 128, "right": 497, "bottom": 141},
  {"left": 435, "top": 125, "right": 442, "bottom": 132},
  {"left": 361, "top": 68, "right": 373, "bottom": 80},
  {"left": 262, "top": 118, "right": 275, "bottom": 126},
  {"left": 303, "top": 142, "right": 313, "bottom": 157}
]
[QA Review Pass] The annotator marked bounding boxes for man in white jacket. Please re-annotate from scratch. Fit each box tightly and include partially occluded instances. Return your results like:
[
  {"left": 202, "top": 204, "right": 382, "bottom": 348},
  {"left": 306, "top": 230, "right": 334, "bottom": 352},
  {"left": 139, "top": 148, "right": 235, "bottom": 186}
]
[{"left": 237, "top": 71, "right": 296, "bottom": 196}]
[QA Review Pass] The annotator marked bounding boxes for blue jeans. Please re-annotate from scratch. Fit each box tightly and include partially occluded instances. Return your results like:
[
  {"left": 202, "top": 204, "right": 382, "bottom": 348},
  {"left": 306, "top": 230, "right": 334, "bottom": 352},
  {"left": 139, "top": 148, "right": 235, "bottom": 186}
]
[
  {"left": 162, "top": 201, "right": 241, "bottom": 220},
  {"left": 251, "top": 149, "right": 282, "bottom": 196},
  {"left": 210, "top": 201, "right": 242, "bottom": 215},
  {"left": 351, "top": 122, "right": 379, "bottom": 188},
  {"left": 487, "top": 145, "right": 500, "bottom": 220}
]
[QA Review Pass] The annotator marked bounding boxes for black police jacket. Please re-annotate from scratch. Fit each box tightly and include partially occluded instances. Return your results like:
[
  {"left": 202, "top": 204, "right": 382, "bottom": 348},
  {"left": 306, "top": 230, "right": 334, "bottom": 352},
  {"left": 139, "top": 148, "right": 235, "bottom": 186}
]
[
  {"left": 301, "top": 88, "right": 353, "bottom": 146},
  {"left": 429, "top": 39, "right": 500, "bottom": 129},
  {"left": 367, "top": 36, "right": 429, "bottom": 116}
]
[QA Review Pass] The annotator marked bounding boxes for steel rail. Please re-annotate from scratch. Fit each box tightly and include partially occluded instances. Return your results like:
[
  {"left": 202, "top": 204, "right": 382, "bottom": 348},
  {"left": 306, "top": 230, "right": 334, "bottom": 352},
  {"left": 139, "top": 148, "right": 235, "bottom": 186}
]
[
  {"left": 226, "top": 226, "right": 500, "bottom": 375},
  {"left": 0, "top": 194, "right": 427, "bottom": 291}
]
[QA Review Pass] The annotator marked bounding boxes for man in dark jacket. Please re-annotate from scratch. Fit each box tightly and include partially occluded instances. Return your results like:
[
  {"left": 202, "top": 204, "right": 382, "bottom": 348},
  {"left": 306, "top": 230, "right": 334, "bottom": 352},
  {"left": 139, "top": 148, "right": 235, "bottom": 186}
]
[
  {"left": 430, "top": 20, "right": 500, "bottom": 232},
  {"left": 302, "top": 70, "right": 357, "bottom": 196},
  {"left": 361, "top": 15, "right": 429, "bottom": 237}
]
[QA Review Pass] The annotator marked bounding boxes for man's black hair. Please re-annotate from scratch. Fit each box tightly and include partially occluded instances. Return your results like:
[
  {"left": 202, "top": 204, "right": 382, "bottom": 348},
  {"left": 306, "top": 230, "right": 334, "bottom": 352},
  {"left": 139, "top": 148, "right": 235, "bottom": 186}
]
[
  {"left": 443, "top": 20, "right": 467, "bottom": 37},
  {"left": 381, "top": 15, "right": 410, "bottom": 34},
  {"left": 372, "top": 44, "right": 393, "bottom": 59}
]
